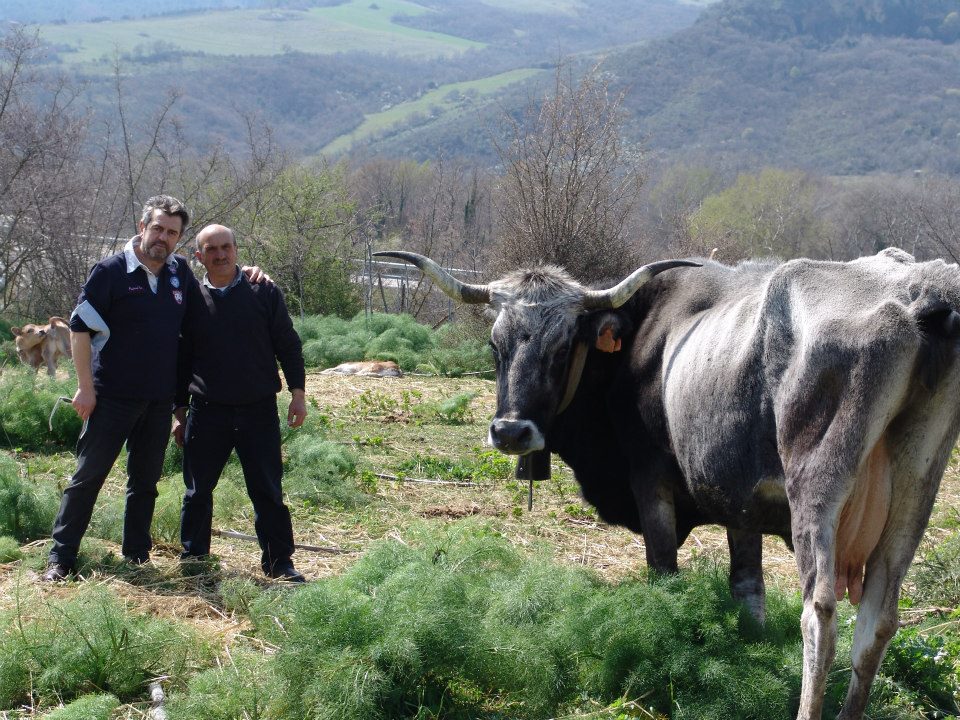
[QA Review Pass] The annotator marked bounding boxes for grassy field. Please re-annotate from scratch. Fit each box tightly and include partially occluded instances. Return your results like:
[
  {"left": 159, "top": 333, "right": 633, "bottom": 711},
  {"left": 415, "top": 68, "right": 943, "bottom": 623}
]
[
  {"left": 322, "top": 67, "right": 544, "bottom": 156},
  {"left": 38, "top": 0, "right": 483, "bottom": 66},
  {"left": 477, "top": 0, "right": 584, "bottom": 13},
  {"left": 1, "top": 366, "right": 958, "bottom": 718}
]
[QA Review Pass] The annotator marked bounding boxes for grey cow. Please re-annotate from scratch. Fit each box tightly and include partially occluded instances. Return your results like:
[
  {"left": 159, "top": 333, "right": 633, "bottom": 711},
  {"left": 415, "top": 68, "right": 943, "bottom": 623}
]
[{"left": 375, "top": 247, "right": 960, "bottom": 720}]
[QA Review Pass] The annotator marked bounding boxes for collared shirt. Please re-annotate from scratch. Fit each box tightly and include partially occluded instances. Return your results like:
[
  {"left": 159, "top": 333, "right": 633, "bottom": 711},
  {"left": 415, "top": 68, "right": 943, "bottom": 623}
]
[
  {"left": 123, "top": 237, "right": 178, "bottom": 293},
  {"left": 202, "top": 265, "right": 243, "bottom": 295}
]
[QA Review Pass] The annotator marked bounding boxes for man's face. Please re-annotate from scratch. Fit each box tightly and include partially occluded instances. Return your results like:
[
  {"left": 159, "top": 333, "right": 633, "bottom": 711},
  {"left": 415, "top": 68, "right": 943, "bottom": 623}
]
[
  {"left": 138, "top": 210, "right": 183, "bottom": 261},
  {"left": 195, "top": 231, "right": 237, "bottom": 275}
]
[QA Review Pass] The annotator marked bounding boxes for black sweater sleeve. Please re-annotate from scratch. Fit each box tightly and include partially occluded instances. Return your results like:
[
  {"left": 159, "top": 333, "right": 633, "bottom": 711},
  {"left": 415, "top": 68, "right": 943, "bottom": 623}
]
[{"left": 269, "top": 286, "right": 306, "bottom": 391}]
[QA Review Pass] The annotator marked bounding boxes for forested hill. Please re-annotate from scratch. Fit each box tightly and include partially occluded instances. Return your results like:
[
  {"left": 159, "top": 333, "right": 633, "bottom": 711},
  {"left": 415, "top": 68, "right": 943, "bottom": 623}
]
[
  {"left": 698, "top": 0, "right": 960, "bottom": 44},
  {"left": 604, "top": 0, "right": 960, "bottom": 175},
  {"left": 372, "top": 0, "right": 960, "bottom": 176}
]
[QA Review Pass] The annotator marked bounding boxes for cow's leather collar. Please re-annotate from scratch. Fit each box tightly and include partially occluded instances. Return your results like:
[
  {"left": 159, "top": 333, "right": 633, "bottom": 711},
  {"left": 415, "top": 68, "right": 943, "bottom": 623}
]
[{"left": 557, "top": 342, "right": 589, "bottom": 415}]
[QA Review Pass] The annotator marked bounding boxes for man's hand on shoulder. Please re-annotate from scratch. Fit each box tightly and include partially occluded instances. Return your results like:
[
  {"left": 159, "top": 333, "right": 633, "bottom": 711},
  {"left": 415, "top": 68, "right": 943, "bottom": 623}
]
[
  {"left": 242, "top": 266, "right": 272, "bottom": 285},
  {"left": 72, "top": 387, "right": 96, "bottom": 421},
  {"left": 288, "top": 389, "right": 307, "bottom": 428}
]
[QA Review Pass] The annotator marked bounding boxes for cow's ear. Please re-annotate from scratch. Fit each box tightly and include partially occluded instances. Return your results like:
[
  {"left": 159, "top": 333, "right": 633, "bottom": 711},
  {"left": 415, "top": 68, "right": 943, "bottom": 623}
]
[
  {"left": 596, "top": 323, "right": 622, "bottom": 353},
  {"left": 10, "top": 327, "right": 21, "bottom": 336},
  {"left": 580, "top": 311, "right": 631, "bottom": 353}
]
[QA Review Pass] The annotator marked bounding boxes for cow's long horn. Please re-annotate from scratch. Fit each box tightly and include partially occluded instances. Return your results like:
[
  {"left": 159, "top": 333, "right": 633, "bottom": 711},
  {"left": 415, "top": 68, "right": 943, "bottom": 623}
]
[
  {"left": 373, "top": 251, "right": 491, "bottom": 304},
  {"left": 582, "top": 259, "right": 701, "bottom": 310}
]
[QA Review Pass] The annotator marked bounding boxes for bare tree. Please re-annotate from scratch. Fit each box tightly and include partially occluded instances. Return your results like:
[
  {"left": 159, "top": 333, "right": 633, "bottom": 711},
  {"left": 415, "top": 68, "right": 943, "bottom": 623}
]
[
  {"left": 829, "top": 173, "right": 960, "bottom": 263},
  {"left": 0, "top": 37, "right": 289, "bottom": 319},
  {"left": 351, "top": 156, "right": 495, "bottom": 322},
  {"left": 0, "top": 27, "right": 91, "bottom": 316},
  {"left": 490, "top": 61, "right": 644, "bottom": 282}
]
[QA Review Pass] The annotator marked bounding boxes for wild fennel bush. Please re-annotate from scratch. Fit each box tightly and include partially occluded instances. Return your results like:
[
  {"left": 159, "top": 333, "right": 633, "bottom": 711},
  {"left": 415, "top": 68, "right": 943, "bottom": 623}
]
[
  {"left": 911, "top": 530, "right": 960, "bottom": 608},
  {"left": 294, "top": 312, "right": 492, "bottom": 375},
  {"left": 0, "top": 586, "right": 211, "bottom": 710},
  {"left": 244, "top": 524, "right": 808, "bottom": 720},
  {"left": 43, "top": 693, "right": 119, "bottom": 720},
  {"left": 283, "top": 434, "right": 364, "bottom": 508},
  {"left": 167, "top": 649, "right": 276, "bottom": 720},
  {"left": 0, "top": 367, "right": 80, "bottom": 449},
  {"left": 0, "top": 454, "right": 59, "bottom": 541}
]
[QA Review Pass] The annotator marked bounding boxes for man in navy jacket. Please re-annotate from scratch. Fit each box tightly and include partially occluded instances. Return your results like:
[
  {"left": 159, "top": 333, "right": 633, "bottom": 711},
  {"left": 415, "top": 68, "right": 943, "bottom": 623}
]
[
  {"left": 43, "top": 195, "right": 195, "bottom": 581},
  {"left": 174, "top": 224, "right": 308, "bottom": 582}
]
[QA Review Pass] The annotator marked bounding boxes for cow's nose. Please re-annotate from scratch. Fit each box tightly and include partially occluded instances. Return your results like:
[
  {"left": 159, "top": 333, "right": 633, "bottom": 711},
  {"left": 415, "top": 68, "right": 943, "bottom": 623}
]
[{"left": 489, "top": 418, "right": 545, "bottom": 455}]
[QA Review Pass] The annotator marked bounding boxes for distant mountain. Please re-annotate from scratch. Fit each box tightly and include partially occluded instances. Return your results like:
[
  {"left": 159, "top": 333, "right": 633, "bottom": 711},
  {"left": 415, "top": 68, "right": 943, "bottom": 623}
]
[
  {"left": 362, "top": 0, "right": 960, "bottom": 176},
  {"left": 0, "top": 0, "right": 266, "bottom": 24},
  {"left": 31, "top": 1, "right": 700, "bottom": 159}
]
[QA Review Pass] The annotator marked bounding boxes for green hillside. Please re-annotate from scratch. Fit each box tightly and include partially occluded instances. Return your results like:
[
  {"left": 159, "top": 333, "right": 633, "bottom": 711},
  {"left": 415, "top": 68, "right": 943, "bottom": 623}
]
[
  {"left": 323, "top": 68, "right": 543, "bottom": 156},
  {"left": 39, "top": 0, "right": 483, "bottom": 66}
]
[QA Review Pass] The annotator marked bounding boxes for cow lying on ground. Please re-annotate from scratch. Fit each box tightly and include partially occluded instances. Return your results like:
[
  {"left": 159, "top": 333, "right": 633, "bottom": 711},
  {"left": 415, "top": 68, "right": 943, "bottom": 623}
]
[
  {"left": 374, "top": 248, "right": 960, "bottom": 720},
  {"left": 10, "top": 316, "right": 72, "bottom": 376},
  {"left": 320, "top": 360, "right": 402, "bottom": 377}
]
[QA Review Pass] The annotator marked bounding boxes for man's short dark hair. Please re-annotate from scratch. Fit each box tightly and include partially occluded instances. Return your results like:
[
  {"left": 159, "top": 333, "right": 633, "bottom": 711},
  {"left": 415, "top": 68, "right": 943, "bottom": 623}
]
[{"left": 141, "top": 195, "right": 190, "bottom": 233}]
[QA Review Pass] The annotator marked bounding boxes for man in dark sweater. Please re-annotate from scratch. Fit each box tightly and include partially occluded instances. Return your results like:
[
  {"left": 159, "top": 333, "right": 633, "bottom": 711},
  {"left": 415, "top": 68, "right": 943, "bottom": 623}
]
[
  {"left": 173, "top": 224, "right": 308, "bottom": 582},
  {"left": 43, "top": 195, "right": 196, "bottom": 582}
]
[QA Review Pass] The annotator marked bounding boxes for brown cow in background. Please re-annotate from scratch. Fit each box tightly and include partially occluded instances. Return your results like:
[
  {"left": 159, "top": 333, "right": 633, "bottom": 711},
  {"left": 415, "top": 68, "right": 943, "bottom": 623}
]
[{"left": 11, "top": 316, "right": 72, "bottom": 376}]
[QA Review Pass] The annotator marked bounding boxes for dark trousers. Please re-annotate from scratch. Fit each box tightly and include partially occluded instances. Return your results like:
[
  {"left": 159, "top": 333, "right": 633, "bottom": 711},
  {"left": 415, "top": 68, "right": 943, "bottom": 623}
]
[
  {"left": 181, "top": 396, "right": 295, "bottom": 573},
  {"left": 49, "top": 396, "right": 172, "bottom": 568}
]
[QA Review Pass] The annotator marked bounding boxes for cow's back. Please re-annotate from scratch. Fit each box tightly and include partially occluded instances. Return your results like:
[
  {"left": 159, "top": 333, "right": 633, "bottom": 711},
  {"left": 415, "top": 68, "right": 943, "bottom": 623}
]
[{"left": 621, "top": 250, "right": 960, "bottom": 534}]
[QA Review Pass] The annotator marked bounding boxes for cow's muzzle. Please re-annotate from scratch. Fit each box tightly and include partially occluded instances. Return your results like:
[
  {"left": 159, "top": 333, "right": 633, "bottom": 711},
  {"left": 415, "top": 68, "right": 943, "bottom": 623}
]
[{"left": 488, "top": 418, "right": 545, "bottom": 455}]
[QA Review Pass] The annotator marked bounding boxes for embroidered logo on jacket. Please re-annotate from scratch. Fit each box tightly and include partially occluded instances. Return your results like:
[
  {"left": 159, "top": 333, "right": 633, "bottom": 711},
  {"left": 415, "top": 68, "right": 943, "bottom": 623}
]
[
  {"left": 128, "top": 285, "right": 146, "bottom": 293},
  {"left": 173, "top": 290, "right": 183, "bottom": 304}
]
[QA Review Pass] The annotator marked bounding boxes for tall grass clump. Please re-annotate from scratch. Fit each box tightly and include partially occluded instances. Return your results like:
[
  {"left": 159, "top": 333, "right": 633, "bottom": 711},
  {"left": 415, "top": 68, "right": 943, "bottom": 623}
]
[
  {"left": 0, "top": 454, "right": 59, "bottom": 541},
  {"left": 422, "top": 322, "right": 492, "bottom": 377},
  {"left": 293, "top": 312, "right": 493, "bottom": 375},
  {"left": 298, "top": 315, "right": 372, "bottom": 368},
  {"left": 283, "top": 434, "right": 364, "bottom": 507},
  {"left": 43, "top": 693, "right": 119, "bottom": 720},
  {"left": 872, "top": 627, "right": 960, "bottom": 717},
  {"left": 167, "top": 650, "right": 276, "bottom": 720},
  {"left": 0, "top": 367, "right": 81, "bottom": 449},
  {"left": 362, "top": 313, "right": 434, "bottom": 370},
  {"left": 911, "top": 530, "right": 960, "bottom": 608},
  {"left": 0, "top": 585, "right": 212, "bottom": 710},
  {"left": 246, "top": 523, "right": 810, "bottom": 720}
]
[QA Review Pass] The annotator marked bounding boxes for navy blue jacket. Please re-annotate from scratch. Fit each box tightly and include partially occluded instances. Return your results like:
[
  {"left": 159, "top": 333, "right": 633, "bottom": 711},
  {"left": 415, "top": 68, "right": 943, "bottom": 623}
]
[{"left": 70, "top": 249, "right": 196, "bottom": 401}]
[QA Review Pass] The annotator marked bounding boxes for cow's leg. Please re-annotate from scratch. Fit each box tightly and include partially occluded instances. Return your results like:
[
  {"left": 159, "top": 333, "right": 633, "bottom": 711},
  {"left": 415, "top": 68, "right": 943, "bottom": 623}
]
[
  {"left": 43, "top": 349, "right": 57, "bottom": 377},
  {"left": 835, "top": 554, "right": 899, "bottom": 720},
  {"left": 727, "top": 528, "right": 765, "bottom": 623},
  {"left": 789, "top": 475, "right": 846, "bottom": 720},
  {"left": 837, "top": 469, "right": 940, "bottom": 720},
  {"left": 631, "top": 470, "right": 678, "bottom": 574}
]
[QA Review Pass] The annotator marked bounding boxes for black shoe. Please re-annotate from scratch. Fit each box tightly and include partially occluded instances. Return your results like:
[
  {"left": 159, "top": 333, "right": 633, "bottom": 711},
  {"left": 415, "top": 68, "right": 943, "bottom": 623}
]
[
  {"left": 267, "top": 565, "right": 306, "bottom": 583},
  {"left": 41, "top": 562, "right": 72, "bottom": 582}
]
